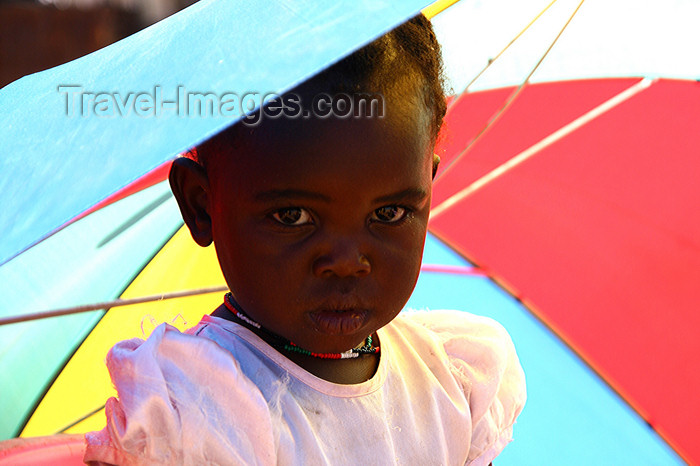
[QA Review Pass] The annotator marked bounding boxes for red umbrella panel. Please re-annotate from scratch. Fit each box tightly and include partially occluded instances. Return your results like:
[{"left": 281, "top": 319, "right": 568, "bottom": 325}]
[{"left": 429, "top": 77, "right": 700, "bottom": 463}]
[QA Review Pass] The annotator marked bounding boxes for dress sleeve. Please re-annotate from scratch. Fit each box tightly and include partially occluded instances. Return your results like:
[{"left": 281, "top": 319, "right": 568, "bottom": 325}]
[
  {"left": 83, "top": 324, "right": 276, "bottom": 465},
  {"left": 407, "top": 310, "right": 526, "bottom": 466}
]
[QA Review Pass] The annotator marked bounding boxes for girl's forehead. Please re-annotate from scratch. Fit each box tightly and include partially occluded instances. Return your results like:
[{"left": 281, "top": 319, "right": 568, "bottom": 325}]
[
  {"left": 204, "top": 73, "right": 435, "bottom": 192},
  {"left": 242, "top": 109, "right": 429, "bottom": 169},
  {"left": 245, "top": 79, "right": 430, "bottom": 148},
  {"left": 208, "top": 94, "right": 434, "bottom": 200}
]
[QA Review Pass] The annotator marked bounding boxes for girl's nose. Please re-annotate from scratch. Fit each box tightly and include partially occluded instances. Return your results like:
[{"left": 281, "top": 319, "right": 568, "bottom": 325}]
[{"left": 312, "top": 238, "right": 371, "bottom": 278}]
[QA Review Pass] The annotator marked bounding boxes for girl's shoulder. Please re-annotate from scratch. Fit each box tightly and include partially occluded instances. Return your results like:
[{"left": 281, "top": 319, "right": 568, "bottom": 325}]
[
  {"left": 390, "top": 310, "right": 526, "bottom": 462},
  {"left": 392, "top": 310, "right": 524, "bottom": 385},
  {"left": 395, "top": 309, "right": 511, "bottom": 337},
  {"left": 85, "top": 322, "right": 276, "bottom": 465},
  {"left": 392, "top": 309, "right": 519, "bottom": 368}
]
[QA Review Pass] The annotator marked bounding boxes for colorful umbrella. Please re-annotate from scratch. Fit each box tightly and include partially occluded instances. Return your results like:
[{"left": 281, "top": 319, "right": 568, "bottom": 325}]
[{"left": 1, "top": 0, "right": 696, "bottom": 464}]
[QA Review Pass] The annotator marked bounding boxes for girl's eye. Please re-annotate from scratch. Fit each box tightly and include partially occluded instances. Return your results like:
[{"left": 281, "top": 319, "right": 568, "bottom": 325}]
[
  {"left": 372, "top": 205, "right": 407, "bottom": 223},
  {"left": 271, "top": 207, "right": 312, "bottom": 226}
]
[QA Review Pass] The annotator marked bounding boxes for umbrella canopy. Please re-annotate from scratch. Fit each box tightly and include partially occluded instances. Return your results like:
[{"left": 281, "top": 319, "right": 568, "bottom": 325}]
[
  {"left": 428, "top": 0, "right": 699, "bottom": 462},
  {"left": 1, "top": 0, "right": 696, "bottom": 464},
  {"left": 431, "top": 76, "right": 699, "bottom": 464}
]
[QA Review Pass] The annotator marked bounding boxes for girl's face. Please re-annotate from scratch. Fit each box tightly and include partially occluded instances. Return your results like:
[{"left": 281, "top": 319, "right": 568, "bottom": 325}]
[{"left": 206, "top": 82, "right": 434, "bottom": 353}]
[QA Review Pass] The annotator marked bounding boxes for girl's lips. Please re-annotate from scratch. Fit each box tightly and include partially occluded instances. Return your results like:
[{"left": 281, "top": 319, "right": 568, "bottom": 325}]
[{"left": 308, "top": 309, "right": 369, "bottom": 335}]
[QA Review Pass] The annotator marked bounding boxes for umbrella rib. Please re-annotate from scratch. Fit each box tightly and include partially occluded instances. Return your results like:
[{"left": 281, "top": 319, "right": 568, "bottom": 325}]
[
  {"left": 0, "top": 286, "right": 229, "bottom": 326},
  {"left": 0, "top": 263, "right": 489, "bottom": 326},
  {"left": 97, "top": 192, "right": 172, "bottom": 248},
  {"left": 447, "top": 0, "right": 559, "bottom": 107},
  {"left": 56, "top": 404, "right": 107, "bottom": 434},
  {"left": 0, "top": 171, "right": 172, "bottom": 269},
  {"left": 420, "top": 263, "right": 488, "bottom": 276},
  {"left": 430, "top": 77, "right": 654, "bottom": 219},
  {"left": 435, "top": 0, "right": 586, "bottom": 183}
]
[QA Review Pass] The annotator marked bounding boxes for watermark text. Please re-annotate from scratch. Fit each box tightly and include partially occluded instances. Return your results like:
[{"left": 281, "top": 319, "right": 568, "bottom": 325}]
[{"left": 57, "top": 85, "right": 384, "bottom": 125}]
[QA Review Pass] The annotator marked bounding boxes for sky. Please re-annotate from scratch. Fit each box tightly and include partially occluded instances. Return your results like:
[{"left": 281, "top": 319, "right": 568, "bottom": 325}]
[{"left": 431, "top": 0, "right": 700, "bottom": 92}]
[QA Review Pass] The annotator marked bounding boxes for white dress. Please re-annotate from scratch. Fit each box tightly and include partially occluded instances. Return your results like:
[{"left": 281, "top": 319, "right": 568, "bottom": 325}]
[{"left": 84, "top": 310, "right": 526, "bottom": 465}]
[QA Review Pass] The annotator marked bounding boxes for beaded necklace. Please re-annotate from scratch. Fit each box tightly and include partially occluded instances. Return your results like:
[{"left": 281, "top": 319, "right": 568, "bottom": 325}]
[{"left": 223, "top": 293, "right": 379, "bottom": 359}]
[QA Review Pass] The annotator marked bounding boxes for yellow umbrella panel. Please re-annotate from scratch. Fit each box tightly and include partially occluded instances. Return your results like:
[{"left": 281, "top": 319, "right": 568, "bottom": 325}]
[{"left": 22, "top": 225, "right": 225, "bottom": 436}]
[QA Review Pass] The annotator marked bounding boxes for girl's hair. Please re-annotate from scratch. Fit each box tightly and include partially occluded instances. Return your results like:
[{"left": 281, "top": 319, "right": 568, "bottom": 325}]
[
  {"left": 310, "top": 13, "right": 447, "bottom": 139},
  {"left": 186, "top": 13, "right": 447, "bottom": 165}
]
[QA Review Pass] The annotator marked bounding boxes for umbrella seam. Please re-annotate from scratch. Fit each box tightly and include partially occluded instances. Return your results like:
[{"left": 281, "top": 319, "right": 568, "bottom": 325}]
[{"left": 430, "top": 77, "right": 654, "bottom": 219}]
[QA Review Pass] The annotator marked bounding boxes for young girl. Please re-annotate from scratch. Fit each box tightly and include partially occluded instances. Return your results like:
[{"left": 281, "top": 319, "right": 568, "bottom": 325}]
[{"left": 84, "top": 14, "right": 525, "bottom": 465}]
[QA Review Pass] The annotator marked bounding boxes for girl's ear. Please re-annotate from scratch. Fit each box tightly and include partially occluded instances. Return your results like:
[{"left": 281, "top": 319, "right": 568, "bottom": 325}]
[
  {"left": 169, "top": 157, "right": 213, "bottom": 247},
  {"left": 432, "top": 153, "right": 441, "bottom": 179}
]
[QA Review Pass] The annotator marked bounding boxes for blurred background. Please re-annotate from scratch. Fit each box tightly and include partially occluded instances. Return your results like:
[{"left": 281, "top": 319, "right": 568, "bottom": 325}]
[{"left": 0, "top": 0, "right": 196, "bottom": 88}]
